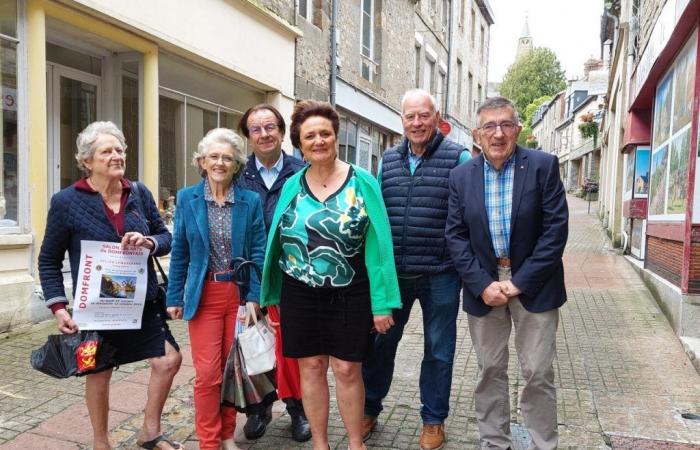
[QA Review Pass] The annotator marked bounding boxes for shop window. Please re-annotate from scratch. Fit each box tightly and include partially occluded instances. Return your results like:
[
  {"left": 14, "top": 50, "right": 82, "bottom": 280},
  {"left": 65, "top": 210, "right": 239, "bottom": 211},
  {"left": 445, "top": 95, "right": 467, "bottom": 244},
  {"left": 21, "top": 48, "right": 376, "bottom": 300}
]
[
  {"left": 338, "top": 117, "right": 348, "bottom": 162},
  {"left": 347, "top": 120, "right": 357, "bottom": 164},
  {"left": 46, "top": 42, "right": 101, "bottom": 76},
  {"left": 648, "top": 34, "right": 696, "bottom": 219},
  {"left": 0, "top": 38, "right": 17, "bottom": 226},
  {"left": 158, "top": 90, "right": 242, "bottom": 209},
  {"left": 122, "top": 62, "right": 139, "bottom": 182},
  {"left": 0, "top": 0, "right": 16, "bottom": 37}
]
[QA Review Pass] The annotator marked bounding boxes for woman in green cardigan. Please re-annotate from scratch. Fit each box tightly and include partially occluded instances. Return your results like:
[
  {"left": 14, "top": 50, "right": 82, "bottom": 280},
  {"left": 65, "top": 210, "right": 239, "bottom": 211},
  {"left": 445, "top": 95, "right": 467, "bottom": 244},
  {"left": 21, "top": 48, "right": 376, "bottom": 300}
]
[{"left": 260, "top": 100, "right": 401, "bottom": 450}]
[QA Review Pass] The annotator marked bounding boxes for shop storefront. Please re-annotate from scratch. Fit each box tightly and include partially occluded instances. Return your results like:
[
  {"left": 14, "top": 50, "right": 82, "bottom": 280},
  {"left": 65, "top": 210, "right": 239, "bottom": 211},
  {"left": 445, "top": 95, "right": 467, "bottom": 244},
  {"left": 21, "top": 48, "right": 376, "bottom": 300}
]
[
  {"left": 622, "top": 0, "right": 700, "bottom": 337},
  {"left": 335, "top": 79, "right": 403, "bottom": 175},
  {"left": 0, "top": 0, "right": 298, "bottom": 329}
]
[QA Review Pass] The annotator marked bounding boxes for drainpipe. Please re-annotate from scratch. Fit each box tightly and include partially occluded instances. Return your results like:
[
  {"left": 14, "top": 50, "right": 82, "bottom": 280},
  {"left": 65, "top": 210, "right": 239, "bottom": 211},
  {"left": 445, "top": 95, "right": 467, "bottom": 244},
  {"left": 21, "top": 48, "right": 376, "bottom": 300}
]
[
  {"left": 329, "top": 0, "right": 338, "bottom": 106},
  {"left": 444, "top": 0, "right": 453, "bottom": 115}
]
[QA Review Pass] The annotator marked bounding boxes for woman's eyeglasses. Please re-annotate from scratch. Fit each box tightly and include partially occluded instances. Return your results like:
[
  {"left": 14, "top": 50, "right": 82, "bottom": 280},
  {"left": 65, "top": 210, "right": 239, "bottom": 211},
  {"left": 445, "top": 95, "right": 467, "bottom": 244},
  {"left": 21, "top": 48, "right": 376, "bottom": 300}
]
[{"left": 206, "top": 154, "right": 236, "bottom": 164}]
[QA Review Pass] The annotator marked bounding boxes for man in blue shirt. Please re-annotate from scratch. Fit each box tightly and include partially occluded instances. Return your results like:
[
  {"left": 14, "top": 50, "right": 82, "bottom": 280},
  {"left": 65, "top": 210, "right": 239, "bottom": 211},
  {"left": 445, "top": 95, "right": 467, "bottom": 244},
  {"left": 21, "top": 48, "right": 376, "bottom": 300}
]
[
  {"left": 362, "top": 89, "right": 469, "bottom": 450},
  {"left": 237, "top": 104, "right": 308, "bottom": 442},
  {"left": 445, "top": 97, "right": 568, "bottom": 450}
]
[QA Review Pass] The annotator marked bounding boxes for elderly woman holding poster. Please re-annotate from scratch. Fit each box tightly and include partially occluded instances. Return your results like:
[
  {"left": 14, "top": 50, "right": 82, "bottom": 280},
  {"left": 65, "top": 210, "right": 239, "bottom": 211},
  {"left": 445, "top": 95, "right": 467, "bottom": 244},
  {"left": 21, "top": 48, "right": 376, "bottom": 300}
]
[{"left": 38, "top": 121, "right": 182, "bottom": 450}]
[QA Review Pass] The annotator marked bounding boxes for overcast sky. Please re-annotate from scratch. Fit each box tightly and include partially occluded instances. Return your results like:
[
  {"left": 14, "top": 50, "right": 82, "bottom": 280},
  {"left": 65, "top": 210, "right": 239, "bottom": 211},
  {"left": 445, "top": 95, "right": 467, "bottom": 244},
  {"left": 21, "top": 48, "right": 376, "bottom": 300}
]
[{"left": 487, "top": 0, "right": 604, "bottom": 83}]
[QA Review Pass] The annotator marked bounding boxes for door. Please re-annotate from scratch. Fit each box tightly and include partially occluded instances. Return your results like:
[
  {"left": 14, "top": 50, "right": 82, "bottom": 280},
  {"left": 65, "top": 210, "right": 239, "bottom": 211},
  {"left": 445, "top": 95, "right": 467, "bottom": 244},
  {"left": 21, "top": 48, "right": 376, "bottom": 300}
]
[{"left": 48, "top": 64, "right": 102, "bottom": 194}]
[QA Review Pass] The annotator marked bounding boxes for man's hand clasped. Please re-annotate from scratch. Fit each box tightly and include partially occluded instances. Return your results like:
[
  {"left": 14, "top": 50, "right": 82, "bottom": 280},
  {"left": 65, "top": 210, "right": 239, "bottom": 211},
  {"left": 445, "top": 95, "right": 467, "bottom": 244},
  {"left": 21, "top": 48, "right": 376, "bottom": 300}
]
[{"left": 481, "top": 280, "right": 522, "bottom": 307}]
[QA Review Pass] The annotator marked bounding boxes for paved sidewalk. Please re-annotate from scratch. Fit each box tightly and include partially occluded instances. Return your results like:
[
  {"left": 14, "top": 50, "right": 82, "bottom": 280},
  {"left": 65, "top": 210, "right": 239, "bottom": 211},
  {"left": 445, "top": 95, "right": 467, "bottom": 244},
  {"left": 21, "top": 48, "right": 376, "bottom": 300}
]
[{"left": 0, "top": 195, "right": 699, "bottom": 449}]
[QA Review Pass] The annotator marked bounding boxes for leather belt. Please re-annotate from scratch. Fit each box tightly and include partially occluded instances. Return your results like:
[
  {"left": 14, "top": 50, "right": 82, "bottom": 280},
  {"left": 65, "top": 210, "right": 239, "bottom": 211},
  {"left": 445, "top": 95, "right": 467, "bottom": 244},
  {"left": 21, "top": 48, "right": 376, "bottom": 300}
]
[
  {"left": 496, "top": 257, "right": 511, "bottom": 268},
  {"left": 205, "top": 271, "right": 235, "bottom": 282}
]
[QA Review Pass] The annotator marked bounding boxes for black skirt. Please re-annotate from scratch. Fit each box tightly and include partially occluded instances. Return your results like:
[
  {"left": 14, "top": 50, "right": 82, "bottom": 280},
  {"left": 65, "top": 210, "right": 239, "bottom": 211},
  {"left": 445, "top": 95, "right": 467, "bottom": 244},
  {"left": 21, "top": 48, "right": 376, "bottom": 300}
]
[
  {"left": 99, "top": 295, "right": 179, "bottom": 368},
  {"left": 280, "top": 273, "right": 373, "bottom": 362}
]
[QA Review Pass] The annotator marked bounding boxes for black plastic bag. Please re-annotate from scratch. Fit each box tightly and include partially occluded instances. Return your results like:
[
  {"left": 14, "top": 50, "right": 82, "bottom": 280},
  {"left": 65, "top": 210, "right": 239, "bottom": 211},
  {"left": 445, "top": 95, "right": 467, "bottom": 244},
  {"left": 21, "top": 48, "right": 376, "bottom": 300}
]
[{"left": 30, "top": 331, "right": 117, "bottom": 378}]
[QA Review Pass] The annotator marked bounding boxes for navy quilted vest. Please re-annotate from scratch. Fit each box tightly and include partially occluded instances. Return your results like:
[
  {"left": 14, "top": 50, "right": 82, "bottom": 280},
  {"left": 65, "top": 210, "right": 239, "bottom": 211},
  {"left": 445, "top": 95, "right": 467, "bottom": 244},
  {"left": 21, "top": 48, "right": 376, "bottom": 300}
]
[{"left": 381, "top": 132, "right": 462, "bottom": 274}]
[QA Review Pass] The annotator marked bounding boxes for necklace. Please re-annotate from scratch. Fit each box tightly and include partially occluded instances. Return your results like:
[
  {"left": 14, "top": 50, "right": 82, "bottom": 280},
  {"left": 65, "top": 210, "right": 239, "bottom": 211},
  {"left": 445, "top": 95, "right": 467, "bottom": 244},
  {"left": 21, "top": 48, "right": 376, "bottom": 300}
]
[{"left": 311, "top": 164, "right": 337, "bottom": 188}]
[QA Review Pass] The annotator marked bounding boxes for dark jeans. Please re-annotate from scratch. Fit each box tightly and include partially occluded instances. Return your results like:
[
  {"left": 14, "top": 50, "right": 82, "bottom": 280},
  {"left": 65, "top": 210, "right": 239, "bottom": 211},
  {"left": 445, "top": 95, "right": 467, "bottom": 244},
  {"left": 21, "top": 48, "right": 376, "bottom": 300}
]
[{"left": 362, "top": 272, "right": 461, "bottom": 424}]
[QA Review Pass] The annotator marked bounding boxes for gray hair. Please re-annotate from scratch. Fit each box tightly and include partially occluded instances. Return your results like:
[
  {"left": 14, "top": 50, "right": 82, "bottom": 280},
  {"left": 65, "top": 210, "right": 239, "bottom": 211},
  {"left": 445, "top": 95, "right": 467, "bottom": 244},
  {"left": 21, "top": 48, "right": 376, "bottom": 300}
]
[
  {"left": 192, "top": 128, "right": 247, "bottom": 179},
  {"left": 401, "top": 88, "right": 438, "bottom": 113},
  {"left": 75, "top": 121, "right": 127, "bottom": 175},
  {"left": 476, "top": 97, "right": 520, "bottom": 123}
]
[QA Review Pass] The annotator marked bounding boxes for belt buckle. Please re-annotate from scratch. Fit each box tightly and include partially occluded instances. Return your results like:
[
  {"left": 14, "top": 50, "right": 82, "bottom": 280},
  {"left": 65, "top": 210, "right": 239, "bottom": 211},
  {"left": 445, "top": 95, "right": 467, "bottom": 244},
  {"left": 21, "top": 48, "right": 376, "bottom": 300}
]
[
  {"left": 497, "top": 257, "right": 511, "bottom": 268},
  {"left": 210, "top": 271, "right": 232, "bottom": 282}
]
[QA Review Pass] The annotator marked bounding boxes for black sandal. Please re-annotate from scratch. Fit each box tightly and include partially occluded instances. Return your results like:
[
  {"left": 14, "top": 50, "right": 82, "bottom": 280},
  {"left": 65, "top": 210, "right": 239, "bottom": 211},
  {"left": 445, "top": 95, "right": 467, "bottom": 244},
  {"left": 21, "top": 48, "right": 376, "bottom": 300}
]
[{"left": 136, "top": 434, "right": 183, "bottom": 450}]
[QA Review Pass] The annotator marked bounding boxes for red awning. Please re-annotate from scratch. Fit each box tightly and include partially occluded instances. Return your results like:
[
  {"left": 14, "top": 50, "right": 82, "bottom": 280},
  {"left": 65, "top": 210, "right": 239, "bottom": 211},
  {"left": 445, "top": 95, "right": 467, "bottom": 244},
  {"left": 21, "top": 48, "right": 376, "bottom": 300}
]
[{"left": 622, "top": 109, "right": 651, "bottom": 152}]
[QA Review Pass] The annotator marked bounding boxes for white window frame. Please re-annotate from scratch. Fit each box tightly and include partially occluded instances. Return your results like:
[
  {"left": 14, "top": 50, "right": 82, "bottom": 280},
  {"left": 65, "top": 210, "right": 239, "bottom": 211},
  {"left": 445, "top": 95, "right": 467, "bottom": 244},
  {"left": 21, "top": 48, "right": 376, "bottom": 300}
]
[
  {"left": 360, "top": 0, "right": 374, "bottom": 59},
  {"left": 0, "top": 0, "right": 25, "bottom": 234},
  {"left": 360, "top": 0, "right": 375, "bottom": 81},
  {"left": 297, "top": 0, "right": 312, "bottom": 21}
]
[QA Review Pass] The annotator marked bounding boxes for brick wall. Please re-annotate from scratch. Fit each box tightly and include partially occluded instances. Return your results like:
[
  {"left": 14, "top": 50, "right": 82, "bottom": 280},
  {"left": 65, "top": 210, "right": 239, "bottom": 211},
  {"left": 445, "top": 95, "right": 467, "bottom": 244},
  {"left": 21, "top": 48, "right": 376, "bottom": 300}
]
[
  {"left": 646, "top": 235, "right": 682, "bottom": 286},
  {"left": 689, "top": 243, "right": 700, "bottom": 293}
]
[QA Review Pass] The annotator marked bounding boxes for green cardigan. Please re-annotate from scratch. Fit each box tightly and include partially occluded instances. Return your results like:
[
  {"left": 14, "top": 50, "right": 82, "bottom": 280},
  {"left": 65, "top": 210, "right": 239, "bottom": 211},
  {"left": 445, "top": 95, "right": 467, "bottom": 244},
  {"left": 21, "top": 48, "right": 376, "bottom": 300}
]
[{"left": 260, "top": 164, "right": 402, "bottom": 315}]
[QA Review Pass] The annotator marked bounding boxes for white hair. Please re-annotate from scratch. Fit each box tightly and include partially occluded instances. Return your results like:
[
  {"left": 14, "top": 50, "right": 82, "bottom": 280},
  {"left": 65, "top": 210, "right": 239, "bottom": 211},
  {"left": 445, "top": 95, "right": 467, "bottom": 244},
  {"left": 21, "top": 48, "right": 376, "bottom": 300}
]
[
  {"left": 401, "top": 88, "right": 438, "bottom": 113},
  {"left": 192, "top": 128, "right": 247, "bottom": 179},
  {"left": 75, "top": 121, "right": 127, "bottom": 175}
]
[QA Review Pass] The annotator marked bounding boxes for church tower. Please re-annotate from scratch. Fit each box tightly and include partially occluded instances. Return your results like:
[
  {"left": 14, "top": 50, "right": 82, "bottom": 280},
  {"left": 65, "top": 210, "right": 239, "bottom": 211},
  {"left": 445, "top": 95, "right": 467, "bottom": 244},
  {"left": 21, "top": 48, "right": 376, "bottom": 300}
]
[{"left": 516, "top": 17, "right": 533, "bottom": 59}]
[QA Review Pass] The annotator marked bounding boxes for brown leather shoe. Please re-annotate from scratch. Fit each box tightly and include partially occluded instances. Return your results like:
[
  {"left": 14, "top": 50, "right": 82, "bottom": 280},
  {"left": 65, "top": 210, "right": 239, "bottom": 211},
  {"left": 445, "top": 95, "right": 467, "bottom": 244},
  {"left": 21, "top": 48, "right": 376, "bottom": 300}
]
[
  {"left": 419, "top": 423, "right": 445, "bottom": 450},
  {"left": 361, "top": 415, "right": 377, "bottom": 442}
]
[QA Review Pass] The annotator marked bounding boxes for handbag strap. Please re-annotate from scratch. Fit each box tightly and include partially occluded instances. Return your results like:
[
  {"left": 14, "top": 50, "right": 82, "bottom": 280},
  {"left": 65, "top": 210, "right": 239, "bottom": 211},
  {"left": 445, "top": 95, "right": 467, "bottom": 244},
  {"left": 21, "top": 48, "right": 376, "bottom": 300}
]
[{"left": 130, "top": 181, "right": 168, "bottom": 283}]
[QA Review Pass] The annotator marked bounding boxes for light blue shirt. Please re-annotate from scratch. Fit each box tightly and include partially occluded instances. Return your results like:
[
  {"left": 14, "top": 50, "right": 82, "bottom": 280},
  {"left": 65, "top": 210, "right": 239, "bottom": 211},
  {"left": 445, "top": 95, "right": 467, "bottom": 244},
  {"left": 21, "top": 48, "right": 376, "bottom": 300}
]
[
  {"left": 377, "top": 146, "right": 471, "bottom": 180},
  {"left": 255, "top": 153, "right": 284, "bottom": 190}
]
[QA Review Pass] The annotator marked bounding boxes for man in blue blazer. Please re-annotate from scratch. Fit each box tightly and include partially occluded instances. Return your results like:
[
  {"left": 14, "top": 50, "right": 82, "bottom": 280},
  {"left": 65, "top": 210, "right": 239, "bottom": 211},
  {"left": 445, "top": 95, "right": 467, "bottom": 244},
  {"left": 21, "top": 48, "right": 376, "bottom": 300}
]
[{"left": 445, "top": 97, "right": 568, "bottom": 450}]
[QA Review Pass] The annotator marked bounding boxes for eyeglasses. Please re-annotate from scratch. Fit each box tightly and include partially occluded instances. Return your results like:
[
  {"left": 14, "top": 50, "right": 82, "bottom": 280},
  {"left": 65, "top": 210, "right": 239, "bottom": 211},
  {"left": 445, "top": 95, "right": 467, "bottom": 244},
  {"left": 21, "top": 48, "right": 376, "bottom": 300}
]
[
  {"left": 249, "top": 124, "right": 279, "bottom": 136},
  {"left": 206, "top": 153, "right": 236, "bottom": 164},
  {"left": 479, "top": 121, "right": 519, "bottom": 136}
]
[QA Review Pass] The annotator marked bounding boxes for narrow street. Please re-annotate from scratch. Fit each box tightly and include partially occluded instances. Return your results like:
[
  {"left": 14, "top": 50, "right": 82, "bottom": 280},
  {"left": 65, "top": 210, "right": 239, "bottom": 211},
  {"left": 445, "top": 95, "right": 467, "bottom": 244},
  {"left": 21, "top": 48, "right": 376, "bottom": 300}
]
[{"left": 0, "top": 195, "right": 699, "bottom": 449}]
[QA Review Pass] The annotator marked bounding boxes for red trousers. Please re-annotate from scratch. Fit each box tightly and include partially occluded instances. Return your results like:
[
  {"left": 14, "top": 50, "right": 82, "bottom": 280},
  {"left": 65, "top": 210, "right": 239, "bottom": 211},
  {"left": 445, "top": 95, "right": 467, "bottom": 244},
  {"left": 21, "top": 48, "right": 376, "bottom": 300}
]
[
  {"left": 188, "top": 281, "right": 238, "bottom": 450},
  {"left": 267, "top": 305, "right": 302, "bottom": 401}
]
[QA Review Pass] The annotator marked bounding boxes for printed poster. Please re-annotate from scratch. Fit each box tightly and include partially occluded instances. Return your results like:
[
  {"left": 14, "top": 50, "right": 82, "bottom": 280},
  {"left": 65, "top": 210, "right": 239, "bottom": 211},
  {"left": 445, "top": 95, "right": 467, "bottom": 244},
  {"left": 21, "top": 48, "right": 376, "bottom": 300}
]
[
  {"left": 72, "top": 240, "right": 149, "bottom": 330},
  {"left": 634, "top": 147, "right": 650, "bottom": 198}
]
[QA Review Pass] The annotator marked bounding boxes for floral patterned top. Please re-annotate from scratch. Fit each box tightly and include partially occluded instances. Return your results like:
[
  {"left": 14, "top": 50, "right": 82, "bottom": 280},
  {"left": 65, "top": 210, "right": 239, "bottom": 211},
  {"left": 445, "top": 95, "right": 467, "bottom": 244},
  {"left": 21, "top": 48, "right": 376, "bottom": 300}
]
[
  {"left": 204, "top": 180, "right": 235, "bottom": 272},
  {"left": 278, "top": 167, "right": 370, "bottom": 288}
]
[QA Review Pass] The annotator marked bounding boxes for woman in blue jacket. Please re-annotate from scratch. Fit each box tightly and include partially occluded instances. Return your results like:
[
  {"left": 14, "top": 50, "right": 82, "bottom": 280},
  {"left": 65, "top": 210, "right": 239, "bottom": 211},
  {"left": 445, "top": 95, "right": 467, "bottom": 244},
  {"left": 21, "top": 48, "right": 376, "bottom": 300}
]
[{"left": 165, "top": 128, "right": 266, "bottom": 450}]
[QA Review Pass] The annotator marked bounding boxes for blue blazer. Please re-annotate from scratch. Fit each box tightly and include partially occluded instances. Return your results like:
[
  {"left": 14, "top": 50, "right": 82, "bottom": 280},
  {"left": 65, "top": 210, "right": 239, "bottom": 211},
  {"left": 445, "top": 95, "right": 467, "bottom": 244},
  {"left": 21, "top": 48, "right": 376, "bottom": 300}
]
[
  {"left": 445, "top": 146, "right": 569, "bottom": 317},
  {"left": 166, "top": 180, "right": 266, "bottom": 321}
]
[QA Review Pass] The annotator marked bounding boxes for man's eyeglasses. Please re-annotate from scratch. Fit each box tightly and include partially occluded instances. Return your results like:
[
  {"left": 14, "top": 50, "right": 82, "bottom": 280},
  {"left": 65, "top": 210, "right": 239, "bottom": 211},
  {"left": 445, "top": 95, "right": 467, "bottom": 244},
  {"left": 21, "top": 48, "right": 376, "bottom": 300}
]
[
  {"left": 249, "top": 124, "right": 279, "bottom": 136},
  {"left": 206, "top": 153, "right": 236, "bottom": 164},
  {"left": 479, "top": 121, "right": 519, "bottom": 136}
]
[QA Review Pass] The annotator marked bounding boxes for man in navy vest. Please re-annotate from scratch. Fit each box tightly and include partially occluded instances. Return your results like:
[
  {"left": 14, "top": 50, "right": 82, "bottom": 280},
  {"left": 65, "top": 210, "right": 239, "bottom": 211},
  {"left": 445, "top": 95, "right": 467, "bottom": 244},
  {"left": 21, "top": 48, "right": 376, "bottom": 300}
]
[
  {"left": 446, "top": 97, "right": 568, "bottom": 450},
  {"left": 237, "top": 104, "right": 309, "bottom": 442},
  {"left": 362, "top": 89, "right": 470, "bottom": 450}
]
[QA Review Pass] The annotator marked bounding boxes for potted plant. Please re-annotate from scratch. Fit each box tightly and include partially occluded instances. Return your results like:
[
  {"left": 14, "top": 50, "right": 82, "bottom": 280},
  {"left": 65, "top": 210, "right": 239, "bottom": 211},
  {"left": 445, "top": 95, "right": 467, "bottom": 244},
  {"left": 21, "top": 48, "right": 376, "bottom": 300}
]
[{"left": 578, "top": 113, "right": 599, "bottom": 145}]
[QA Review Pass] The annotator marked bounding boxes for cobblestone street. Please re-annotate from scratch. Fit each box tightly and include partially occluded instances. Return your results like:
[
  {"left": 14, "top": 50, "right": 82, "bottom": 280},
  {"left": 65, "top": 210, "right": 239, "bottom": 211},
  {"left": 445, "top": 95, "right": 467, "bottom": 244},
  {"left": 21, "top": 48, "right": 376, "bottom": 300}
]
[{"left": 1, "top": 195, "right": 699, "bottom": 449}]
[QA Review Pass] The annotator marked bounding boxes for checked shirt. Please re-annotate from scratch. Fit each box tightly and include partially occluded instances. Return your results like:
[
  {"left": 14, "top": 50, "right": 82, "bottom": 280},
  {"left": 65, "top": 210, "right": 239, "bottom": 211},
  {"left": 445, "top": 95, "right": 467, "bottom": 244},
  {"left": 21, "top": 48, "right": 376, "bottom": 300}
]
[{"left": 484, "top": 155, "right": 515, "bottom": 258}]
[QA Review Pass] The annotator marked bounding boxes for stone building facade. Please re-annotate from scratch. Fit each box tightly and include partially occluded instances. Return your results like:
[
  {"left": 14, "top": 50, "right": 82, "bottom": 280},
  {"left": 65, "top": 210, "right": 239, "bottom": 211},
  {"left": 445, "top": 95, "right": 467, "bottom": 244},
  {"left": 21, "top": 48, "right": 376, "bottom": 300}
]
[{"left": 293, "top": 0, "right": 494, "bottom": 171}]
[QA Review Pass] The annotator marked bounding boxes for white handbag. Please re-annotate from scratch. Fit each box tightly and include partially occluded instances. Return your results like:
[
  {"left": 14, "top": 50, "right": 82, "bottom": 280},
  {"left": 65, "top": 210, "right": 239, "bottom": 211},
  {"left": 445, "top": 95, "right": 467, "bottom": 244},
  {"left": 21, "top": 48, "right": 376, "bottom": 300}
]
[{"left": 238, "top": 313, "right": 276, "bottom": 376}]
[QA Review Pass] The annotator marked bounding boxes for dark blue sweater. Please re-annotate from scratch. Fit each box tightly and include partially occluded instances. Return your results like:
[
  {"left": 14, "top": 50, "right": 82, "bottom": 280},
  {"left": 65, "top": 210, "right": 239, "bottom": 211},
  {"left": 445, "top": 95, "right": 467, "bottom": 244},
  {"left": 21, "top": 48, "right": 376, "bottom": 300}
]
[
  {"left": 237, "top": 152, "right": 305, "bottom": 231},
  {"left": 38, "top": 181, "right": 172, "bottom": 308}
]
